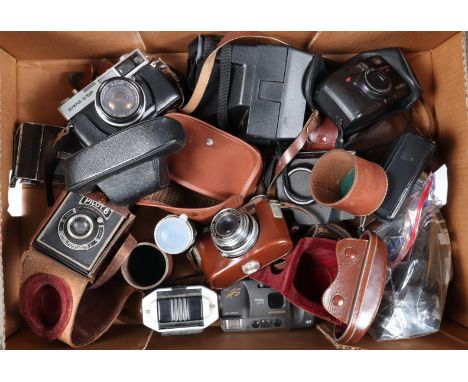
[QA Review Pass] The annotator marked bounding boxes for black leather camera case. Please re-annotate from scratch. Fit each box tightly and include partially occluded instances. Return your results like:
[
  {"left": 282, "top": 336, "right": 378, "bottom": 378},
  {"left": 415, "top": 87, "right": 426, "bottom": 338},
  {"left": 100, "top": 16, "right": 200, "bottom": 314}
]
[{"left": 62, "top": 117, "right": 186, "bottom": 205}]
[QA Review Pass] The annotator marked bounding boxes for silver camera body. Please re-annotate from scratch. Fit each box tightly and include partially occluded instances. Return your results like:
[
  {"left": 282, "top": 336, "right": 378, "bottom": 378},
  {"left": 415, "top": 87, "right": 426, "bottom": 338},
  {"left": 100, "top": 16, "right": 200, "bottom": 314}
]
[{"left": 59, "top": 49, "right": 182, "bottom": 146}]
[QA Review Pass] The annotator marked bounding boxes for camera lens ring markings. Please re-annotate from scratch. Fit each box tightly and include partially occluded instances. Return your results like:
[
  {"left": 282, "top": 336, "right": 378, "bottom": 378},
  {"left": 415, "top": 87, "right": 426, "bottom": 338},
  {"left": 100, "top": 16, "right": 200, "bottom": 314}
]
[
  {"left": 95, "top": 77, "right": 146, "bottom": 127},
  {"left": 363, "top": 68, "right": 392, "bottom": 94},
  {"left": 57, "top": 207, "right": 106, "bottom": 251},
  {"left": 211, "top": 208, "right": 260, "bottom": 258},
  {"left": 66, "top": 213, "right": 94, "bottom": 240}
]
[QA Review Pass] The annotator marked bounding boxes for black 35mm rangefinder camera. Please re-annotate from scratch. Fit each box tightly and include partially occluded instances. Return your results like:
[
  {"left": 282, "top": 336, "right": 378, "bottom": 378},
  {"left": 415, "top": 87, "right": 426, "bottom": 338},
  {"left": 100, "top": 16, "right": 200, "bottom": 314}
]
[
  {"left": 219, "top": 279, "right": 315, "bottom": 332},
  {"left": 59, "top": 49, "right": 183, "bottom": 146}
]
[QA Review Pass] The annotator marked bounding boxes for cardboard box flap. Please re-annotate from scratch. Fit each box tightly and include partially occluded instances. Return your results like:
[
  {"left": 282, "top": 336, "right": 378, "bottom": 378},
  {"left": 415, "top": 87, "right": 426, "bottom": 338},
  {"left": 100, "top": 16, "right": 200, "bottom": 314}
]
[
  {"left": 141, "top": 31, "right": 317, "bottom": 53},
  {"left": 308, "top": 31, "right": 458, "bottom": 54},
  {"left": 0, "top": 32, "right": 146, "bottom": 60}
]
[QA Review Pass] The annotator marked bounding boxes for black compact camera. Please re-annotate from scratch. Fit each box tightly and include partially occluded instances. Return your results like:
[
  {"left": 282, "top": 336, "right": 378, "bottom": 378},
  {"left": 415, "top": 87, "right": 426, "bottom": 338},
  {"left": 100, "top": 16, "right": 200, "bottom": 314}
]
[
  {"left": 219, "top": 279, "right": 315, "bottom": 332},
  {"left": 33, "top": 192, "right": 134, "bottom": 278},
  {"left": 376, "top": 132, "right": 436, "bottom": 220},
  {"left": 314, "top": 48, "right": 421, "bottom": 136},
  {"left": 187, "top": 35, "right": 325, "bottom": 145},
  {"left": 59, "top": 49, "right": 183, "bottom": 146}
]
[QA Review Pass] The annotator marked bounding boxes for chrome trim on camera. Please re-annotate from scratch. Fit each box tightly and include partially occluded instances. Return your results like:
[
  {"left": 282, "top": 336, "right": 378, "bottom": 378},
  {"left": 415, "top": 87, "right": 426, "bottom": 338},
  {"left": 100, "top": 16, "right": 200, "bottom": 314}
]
[{"left": 58, "top": 49, "right": 150, "bottom": 121}]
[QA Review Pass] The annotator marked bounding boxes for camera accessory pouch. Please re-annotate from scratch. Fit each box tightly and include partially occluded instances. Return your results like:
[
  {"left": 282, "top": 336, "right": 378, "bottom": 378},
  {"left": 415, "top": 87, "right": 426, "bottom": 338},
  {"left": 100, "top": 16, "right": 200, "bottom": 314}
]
[
  {"left": 62, "top": 117, "right": 186, "bottom": 205},
  {"left": 251, "top": 231, "right": 387, "bottom": 344},
  {"left": 309, "top": 149, "right": 388, "bottom": 216},
  {"left": 20, "top": 240, "right": 145, "bottom": 348},
  {"left": 136, "top": 113, "right": 262, "bottom": 223}
]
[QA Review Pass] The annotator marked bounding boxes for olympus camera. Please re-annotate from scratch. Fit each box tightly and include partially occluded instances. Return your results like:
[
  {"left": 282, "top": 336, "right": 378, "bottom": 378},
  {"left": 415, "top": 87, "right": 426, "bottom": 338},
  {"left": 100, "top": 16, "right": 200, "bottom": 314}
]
[
  {"left": 59, "top": 49, "right": 183, "bottom": 146},
  {"left": 191, "top": 199, "right": 293, "bottom": 290},
  {"left": 219, "top": 279, "right": 315, "bottom": 332},
  {"left": 142, "top": 285, "right": 219, "bottom": 335},
  {"left": 314, "top": 49, "right": 420, "bottom": 136},
  {"left": 33, "top": 192, "right": 134, "bottom": 278}
]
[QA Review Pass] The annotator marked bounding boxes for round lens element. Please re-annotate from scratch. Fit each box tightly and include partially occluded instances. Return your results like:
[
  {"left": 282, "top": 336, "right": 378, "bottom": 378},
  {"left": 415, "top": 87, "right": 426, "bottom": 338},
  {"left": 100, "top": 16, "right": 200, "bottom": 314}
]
[
  {"left": 364, "top": 69, "right": 392, "bottom": 94},
  {"left": 96, "top": 77, "right": 144, "bottom": 125},
  {"left": 210, "top": 208, "right": 259, "bottom": 258},
  {"left": 154, "top": 215, "right": 195, "bottom": 255},
  {"left": 214, "top": 211, "right": 240, "bottom": 237},
  {"left": 66, "top": 214, "right": 94, "bottom": 240}
]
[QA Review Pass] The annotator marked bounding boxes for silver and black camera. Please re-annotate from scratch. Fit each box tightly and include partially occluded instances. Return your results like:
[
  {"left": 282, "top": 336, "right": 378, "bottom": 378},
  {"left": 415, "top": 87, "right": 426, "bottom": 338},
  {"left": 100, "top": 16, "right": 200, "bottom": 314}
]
[
  {"left": 142, "top": 285, "right": 219, "bottom": 336},
  {"left": 33, "top": 192, "right": 134, "bottom": 278},
  {"left": 59, "top": 49, "right": 183, "bottom": 146},
  {"left": 219, "top": 279, "right": 315, "bottom": 332}
]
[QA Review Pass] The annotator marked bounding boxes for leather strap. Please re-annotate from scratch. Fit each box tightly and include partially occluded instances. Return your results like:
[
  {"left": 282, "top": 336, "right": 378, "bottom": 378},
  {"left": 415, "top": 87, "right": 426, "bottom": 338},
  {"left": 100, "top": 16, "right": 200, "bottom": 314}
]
[
  {"left": 305, "top": 118, "right": 339, "bottom": 151},
  {"left": 20, "top": 248, "right": 143, "bottom": 348},
  {"left": 267, "top": 110, "right": 320, "bottom": 198},
  {"left": 181, "top": 32, "right": 288, "bottom": 114},
  {"left": 90, "top": 234, "right": 138, "bottom": 289},
  {"left": 321, "top": 231, "right": 387, "bottom": 343}
]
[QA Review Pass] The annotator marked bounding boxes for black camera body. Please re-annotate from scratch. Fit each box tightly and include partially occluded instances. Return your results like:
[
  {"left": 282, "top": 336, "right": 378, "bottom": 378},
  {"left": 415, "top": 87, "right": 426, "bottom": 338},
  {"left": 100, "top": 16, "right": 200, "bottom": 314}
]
[
  {"left": 59, "top": 49, "right": 183, "bottom": 147},
  {"left": 376, "top": 132, "right": 436, "bottom": 220},
  {"left": 33, "top": 192, "right": 134, "bottom": 278},
  {"left": 315, "top": 49, "right": 421, "bottom": 136},
  {"left": 219, "top": 279, "right": 315, "bottom": 332},
  {"left": 188, "top": 36, "right": 324, "bottom": 145}
]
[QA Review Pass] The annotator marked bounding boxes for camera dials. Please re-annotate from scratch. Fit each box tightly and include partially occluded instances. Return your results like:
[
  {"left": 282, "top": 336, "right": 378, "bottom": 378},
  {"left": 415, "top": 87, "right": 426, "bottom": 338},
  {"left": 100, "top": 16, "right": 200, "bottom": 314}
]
[{"left": 33, "top": 192, "right": 131, "bottom": 277}]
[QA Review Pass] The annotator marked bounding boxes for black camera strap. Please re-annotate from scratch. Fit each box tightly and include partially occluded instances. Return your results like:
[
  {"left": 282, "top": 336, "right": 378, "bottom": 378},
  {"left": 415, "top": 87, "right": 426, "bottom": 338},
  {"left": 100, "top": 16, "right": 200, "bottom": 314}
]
[{"left": 217, "top": 45, "right": 232, "bottom": 130}]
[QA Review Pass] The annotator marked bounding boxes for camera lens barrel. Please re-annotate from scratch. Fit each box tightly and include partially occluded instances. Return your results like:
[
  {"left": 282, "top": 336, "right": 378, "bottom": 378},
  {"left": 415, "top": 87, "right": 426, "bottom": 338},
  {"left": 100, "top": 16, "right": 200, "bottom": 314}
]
[
  {"left": 210, "top": 208, "right": 259, "bottom": 258},
  {"left": 95, "top": 77, "right": 145, "bottom": 127}
]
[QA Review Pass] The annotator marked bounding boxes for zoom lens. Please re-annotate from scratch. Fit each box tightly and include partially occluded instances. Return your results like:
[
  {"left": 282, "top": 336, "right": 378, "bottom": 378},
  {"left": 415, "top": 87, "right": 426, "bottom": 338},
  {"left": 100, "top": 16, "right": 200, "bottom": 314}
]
[
  {"left": 210, "top": 209, "right": 259, "bottom": 258},
  {"left": 96, "top": 77, "right": 145, "bottom": 126},
  {"left": 364, "top": 69, "right": 392, "bottom": 94}
]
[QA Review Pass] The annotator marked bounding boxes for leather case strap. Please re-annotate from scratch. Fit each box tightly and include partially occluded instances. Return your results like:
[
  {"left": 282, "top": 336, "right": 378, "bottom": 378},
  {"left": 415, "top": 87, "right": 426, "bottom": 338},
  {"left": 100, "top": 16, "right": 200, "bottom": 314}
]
[
  {"left": 267, "top": 111, "right": 321, "bottom": 198},
  {"left": 322, "top": 231, "right": 387, "bottom": 343},
  {"left": 305, "top": 118, "right": 339, "bottom": 151},
  {"left": 20, "top": 247, "right": 143, "bottom": 348}
]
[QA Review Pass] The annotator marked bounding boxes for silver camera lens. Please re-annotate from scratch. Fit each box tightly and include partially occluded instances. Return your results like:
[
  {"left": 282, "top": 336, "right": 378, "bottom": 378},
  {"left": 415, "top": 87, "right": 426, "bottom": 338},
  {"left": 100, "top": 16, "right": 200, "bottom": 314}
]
[
  {"left": 210, "top": 209, "right": 259, "bottom": 258},
  {"left": 65, "top": 214, "right": 94, "bottom": 240},
  {"left": 96, "top": 77, "right": 145, "bottom": 126}
]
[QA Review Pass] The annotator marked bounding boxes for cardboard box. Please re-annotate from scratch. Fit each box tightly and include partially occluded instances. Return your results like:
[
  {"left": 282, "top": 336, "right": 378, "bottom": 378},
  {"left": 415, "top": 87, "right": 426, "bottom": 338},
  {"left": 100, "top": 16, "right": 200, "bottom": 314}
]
[{"left": 0, "top": 31, "right": 467, "bottom": 349}]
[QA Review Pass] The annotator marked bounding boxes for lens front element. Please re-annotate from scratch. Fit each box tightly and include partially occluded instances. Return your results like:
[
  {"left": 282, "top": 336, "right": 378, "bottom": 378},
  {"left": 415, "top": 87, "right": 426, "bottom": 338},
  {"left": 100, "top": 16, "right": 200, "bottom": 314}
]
[
  {"left": 96, "top": 77, "right": 144, "bottom": 126},
  {"left": 210, "top": 209, "right": 259, "bottom": 258}
]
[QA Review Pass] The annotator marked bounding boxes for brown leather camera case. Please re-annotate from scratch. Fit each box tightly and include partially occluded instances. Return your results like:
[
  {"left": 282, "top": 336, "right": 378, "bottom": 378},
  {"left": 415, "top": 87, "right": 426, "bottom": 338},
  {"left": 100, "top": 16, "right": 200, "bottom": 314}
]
[
  {"left": 136, "top": 113, "right": 263, "bottom": 223},
  {"left": 193, "top": 200, "right": 293, "bottom": 290}
]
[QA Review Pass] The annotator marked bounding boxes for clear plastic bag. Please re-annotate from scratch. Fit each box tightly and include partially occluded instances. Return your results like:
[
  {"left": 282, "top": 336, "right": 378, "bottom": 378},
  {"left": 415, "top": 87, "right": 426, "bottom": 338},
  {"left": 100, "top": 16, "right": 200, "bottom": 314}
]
[{"left": 369, "top": 172, "right": 452, "bottom": 341}]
